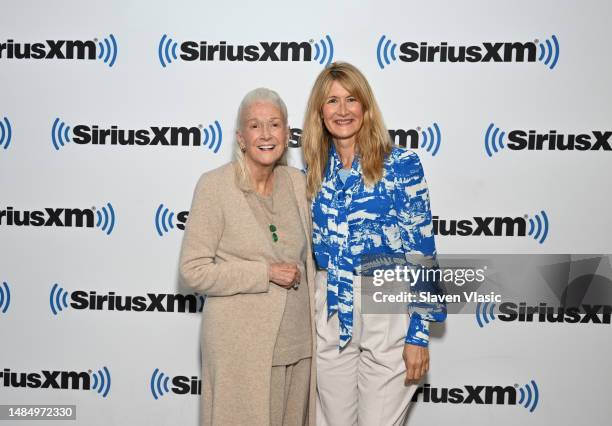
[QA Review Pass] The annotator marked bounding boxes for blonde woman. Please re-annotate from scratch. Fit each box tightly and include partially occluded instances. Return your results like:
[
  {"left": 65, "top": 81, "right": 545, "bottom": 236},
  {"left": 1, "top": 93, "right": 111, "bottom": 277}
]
[
  {"left": 302, "top": 62, "right": 446, "bottom": 425},
  {"left": 180, "top": 88, "right": 316, "bottom": 426}
]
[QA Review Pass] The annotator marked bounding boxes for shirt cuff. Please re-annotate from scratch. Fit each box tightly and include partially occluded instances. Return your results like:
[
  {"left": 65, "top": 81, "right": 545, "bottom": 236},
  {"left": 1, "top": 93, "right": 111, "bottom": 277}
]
[{"left": 405, "top": 314, "right": 430, "bottom": 347}]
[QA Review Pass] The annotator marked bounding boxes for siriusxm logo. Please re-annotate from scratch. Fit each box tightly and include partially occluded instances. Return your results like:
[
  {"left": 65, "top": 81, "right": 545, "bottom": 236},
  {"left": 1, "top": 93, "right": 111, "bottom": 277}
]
[
  {"left": 288, "top": 124, "right": 442, "bottom": 156},
  {"left": 389, "top": 123, "right": 442, "bottom": 156},
  {"left": 485, "top": 123, "right": 612, "bottom": 157},
  {"left": 377, "top": 35, "right": 559, "bottom": 70},
  {"left": 0, "top": 117, "right": 12, "bottom": 150},
  {"left": 157, "top": 34, "right": 334, "bottom": 67},
  {"left": 49, "top": 284, "right": 204, "bottom": 315},
  {"left": 52, "top": 118, "right": 223, "bottom": 153},
  {"left": 412, "top": 381, "right": 540, "bottom": 412},
  {"left": 0, "top": 35, "right": 118, "bottom": 67},
  {"left": 433, "top": 210, "right": 549, "bottom": 244},
  {"left": 150, "top": 369, "right": 201, "bottom": 399},
  {"left": 155, "top": 204, "right": 188, "bottom": 236},
  {"left": 0, "top": 367, "right": 111, "bottom": 398},
  {"left": 0, "top": 281, "right": 10, "bottom": 314},
  {"left": 0, "top": 204, "right": 116, "bottom": 235},
  {"left": 476, "top": 301, "right": 612, "bottom": 328},
  {"left": 288, "top": 127, "right": 303, "bottom": 148}
]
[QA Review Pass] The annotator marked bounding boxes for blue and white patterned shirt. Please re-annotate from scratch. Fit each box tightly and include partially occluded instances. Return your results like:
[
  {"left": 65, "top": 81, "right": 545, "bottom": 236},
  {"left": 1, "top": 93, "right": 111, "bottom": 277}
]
[{"left": 312, "top": 144, "right": 447, "bottom": 348}]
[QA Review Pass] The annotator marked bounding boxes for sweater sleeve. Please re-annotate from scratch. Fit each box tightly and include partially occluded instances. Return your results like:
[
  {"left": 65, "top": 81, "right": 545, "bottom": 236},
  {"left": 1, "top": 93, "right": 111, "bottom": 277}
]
[
  {"left": 179, "top": 172, "right": 270, "bottom": 296},
  {"left": 391, "top": 150, "right": 447, "bottom": 347}
]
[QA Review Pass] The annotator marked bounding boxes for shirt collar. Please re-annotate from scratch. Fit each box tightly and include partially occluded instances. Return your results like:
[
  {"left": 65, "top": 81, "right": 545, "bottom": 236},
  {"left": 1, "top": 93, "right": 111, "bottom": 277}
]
[{"left": 329, "top": 143, "right": 361, "bottom": 176}]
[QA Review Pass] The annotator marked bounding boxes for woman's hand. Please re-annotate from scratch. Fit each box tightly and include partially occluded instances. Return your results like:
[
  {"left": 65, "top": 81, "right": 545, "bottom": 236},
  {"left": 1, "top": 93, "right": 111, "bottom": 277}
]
[
  {"left": 403, "top": 344, "right": 429, "bottom": 384},
  {"left": 269, "top": 262, "right": 301, "bottom": 289}
]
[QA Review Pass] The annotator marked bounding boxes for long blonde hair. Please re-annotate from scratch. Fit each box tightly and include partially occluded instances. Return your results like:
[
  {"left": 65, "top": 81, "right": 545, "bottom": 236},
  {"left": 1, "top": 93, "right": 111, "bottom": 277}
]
[{"left": 302, "top": 62, "right": 392, "bottom": 199}]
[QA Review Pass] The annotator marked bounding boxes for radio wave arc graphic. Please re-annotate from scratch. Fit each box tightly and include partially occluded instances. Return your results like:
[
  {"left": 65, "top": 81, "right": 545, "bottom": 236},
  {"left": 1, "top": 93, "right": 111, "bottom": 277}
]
[
  {"left": 475, "top": 301, "right": 496, "bottom": 328},
  {"left": 155, "top": 204, "right": 176, "bottom": 236},
  {"left": 202, "top": 120, "right": 223, "bottom": 154},
  {"left": 528, "top": 210, "right": 549, "bottom": 244},
  {"left": 538, "top": 35, "right": 559, "bottom": 70},
  {"left": 196, "top": 293, "right": 205, "bottom": 311},
  {"left": 95, "top": 203, "right": 116, "bottom": 235},
  {"left": 518, "top": 380, "right": 539, "bottom": 412},
  {"left": 376, "top": 35, "right": 398, "bottom": 69},
  {"left": 97, "top": 34, "right": 118, "bottom": 68},
  {"left": 0, "top": 117, "right": 12, "bottom": 150},
  {"left": 49, "top": 283, "right": 69, "bottom": 315},
  {"left": 51, "top": 118, "right": 72, "bottom": 151},
  {"left": 158, "top": 34, "right": 179, "bottom": 68},
  {"left": 484, "top": 123, "right": 506, "bottom": 157},
  {"left": 91, "top": 366, "right": 112, "bottom": 398},
  {"left": 151, "top": 368, "right": 171, "bottom": 400},
  {"left": 313, "top": 35, "right": 334, "bottom": 66},
  {"left": 0, "top": 281, "right": 11, "bottom": 314},
  {"left": 419, "top": 123, "right": 442, "bottom": 156}
]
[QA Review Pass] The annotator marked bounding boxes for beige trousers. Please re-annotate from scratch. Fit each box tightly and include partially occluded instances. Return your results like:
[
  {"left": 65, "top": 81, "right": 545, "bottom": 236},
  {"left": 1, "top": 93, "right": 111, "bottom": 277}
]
[
  {"left": 315, "top": 271, "right": 419, "bottom": 426},
  {"left": 270, "top": 357, "right": 311, "bottom": 426}
]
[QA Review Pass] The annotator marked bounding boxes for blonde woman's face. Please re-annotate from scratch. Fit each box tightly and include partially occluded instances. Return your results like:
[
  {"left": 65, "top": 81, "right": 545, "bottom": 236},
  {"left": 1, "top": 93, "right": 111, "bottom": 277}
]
[
  {"left": 321, "top": 80, "right": 364, "bottom": 144},
  {"left": 236, "top": 101, "right": 288, "bottom": 169}
]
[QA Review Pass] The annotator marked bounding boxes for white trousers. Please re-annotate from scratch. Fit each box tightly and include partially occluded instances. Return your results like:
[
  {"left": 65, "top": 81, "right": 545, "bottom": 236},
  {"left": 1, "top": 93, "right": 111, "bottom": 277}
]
[{"left": 315, "top": 271, "right": 419, "bottom": 426}]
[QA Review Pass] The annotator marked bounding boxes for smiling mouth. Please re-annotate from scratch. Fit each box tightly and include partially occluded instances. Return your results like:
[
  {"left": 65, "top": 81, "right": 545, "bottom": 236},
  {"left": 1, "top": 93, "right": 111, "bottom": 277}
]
[
  {"left": 257, "top": 145, "right": 276, "bottom": 151},
  {"left": 334, "top": 119, "right": 354, "bottom": 125}
]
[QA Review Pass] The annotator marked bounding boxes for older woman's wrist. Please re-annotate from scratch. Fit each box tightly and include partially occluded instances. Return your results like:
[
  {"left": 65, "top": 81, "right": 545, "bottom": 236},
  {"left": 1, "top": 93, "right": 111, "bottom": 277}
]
[{"left": 259, "top": 260, "right": 272, "bottom": 291}]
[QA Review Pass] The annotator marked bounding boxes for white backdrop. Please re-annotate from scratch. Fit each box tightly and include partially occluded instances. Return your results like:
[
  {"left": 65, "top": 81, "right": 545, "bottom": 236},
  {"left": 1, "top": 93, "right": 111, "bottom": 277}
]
[{"left": 1, "top": 0, "right": 611, "bottom": 425}]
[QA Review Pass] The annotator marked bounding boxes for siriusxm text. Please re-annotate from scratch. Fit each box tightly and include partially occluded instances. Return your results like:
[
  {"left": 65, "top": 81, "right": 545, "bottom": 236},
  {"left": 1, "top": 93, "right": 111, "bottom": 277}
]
[
  {"left": 70, "top": 291, "right": 202, "bottom": 313},
  {"left": 412, "top": 383, "right": 517, "bottom": 404},
  {"left": 73, "top": 126, "right": 205, "bottom": 146},
  {"left": 0, "top": 39, "right": 96, "bottom": 59},
  {"left": 498, "top": 303, "right": 612, "bottom": 324},
  {"left": 0, "top": 207, "right": 94, "bottom": 227},
  {"left": 180, "top": 41, "right": 311, "bottom": 62},
  {"left": 399, "top": 41, "right": 537, "bottom": 63},
  {"left": 433, "top": 216, "right": 526, "bottom": 237},
  {"left": 507, "top": 130, "right": 612, "bottom": 151},
  {"left": 0, "top": 369, "right": 91, "bottom": 390}
]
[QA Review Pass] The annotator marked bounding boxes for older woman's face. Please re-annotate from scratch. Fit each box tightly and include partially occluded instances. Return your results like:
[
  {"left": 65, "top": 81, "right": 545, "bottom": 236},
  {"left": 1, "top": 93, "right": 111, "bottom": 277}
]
[
  {"left": 321, "top": 80, "right": 364, "bottom": 144},
  {"left": 237, "top": 101, "right": 288, "bottom": 169}
]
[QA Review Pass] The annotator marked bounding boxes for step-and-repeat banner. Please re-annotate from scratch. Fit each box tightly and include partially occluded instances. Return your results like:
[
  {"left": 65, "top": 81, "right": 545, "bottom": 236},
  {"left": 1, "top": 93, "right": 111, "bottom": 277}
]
[{"left": 1, "top": 1, "right": 611, "bottom": 425}]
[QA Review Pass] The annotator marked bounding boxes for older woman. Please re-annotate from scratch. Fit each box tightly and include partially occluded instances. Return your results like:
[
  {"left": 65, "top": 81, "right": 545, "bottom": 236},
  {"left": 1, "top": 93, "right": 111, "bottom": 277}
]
[
  {"left": 179, "top": 88, "right": 316, "bottom": 426},
  {"left": 302, "top": 62, "right": 446, "bottom": 425}
]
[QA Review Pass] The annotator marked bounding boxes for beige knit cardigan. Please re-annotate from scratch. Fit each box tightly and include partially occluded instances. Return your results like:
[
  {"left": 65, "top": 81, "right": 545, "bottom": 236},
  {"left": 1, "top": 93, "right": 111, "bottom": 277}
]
[{"left": 179, "top": 162, "right": 316, "bottom": 426}]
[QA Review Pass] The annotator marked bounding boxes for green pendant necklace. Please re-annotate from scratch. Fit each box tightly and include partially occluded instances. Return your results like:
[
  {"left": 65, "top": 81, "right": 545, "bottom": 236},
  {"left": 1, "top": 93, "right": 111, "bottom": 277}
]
[{"left": 269, "top": 224, "right": 279, "bottom": 242}]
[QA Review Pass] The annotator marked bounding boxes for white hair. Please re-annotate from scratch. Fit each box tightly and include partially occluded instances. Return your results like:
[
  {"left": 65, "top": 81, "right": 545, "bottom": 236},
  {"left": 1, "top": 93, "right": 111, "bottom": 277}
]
[
  {"left": 236, "top": 87, "right": 288, "bottom": 131},
  {"left": 233, "top": 88, "right": 289, "bottom": 191}
]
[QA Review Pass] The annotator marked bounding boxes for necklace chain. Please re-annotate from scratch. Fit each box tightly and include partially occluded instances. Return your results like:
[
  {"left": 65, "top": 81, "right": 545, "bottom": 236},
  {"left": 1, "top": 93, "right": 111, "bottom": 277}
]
[{"left": 255, "top": 191, "right": 278, "bottom": 243}]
